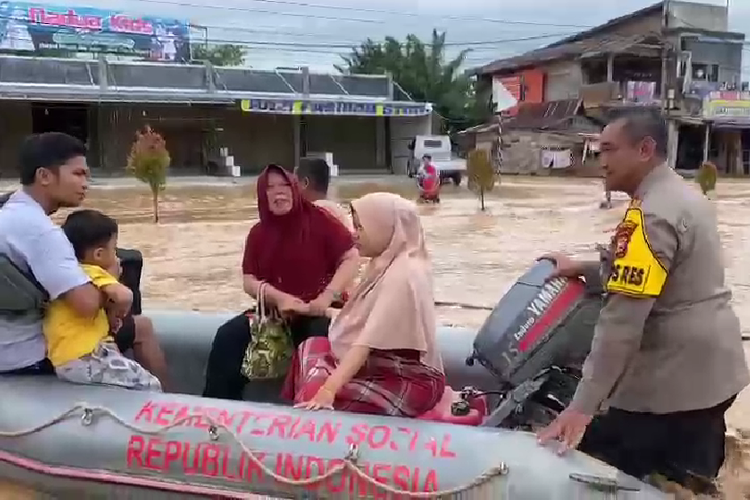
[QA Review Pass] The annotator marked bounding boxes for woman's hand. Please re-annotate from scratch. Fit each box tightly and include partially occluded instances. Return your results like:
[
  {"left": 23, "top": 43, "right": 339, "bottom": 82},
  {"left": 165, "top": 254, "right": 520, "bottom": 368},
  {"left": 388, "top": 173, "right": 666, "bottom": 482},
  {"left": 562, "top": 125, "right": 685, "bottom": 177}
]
[
  {"left": 308, "top": 289, "right": 335, "bottom": 316},
  {"left": 276, "top": 293, "right": 309, "bottom": 315},
  {"left": 295, "top": 386, "right": 335, "bottom": 411}
]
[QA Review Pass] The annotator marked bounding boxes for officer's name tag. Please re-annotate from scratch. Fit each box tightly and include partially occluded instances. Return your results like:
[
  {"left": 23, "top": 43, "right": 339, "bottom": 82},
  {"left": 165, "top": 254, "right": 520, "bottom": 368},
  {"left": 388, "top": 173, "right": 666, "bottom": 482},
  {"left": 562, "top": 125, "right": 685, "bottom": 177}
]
[{"left": 606, "top": 207, "right": 667, "bottom": 298}]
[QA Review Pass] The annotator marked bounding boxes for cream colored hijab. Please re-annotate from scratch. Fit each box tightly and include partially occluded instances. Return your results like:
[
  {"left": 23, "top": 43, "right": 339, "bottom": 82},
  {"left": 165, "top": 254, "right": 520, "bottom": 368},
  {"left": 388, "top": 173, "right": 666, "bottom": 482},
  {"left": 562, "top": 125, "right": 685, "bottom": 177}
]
[{"left": 328, "top": 192, "right": 443, "bottom": 372}]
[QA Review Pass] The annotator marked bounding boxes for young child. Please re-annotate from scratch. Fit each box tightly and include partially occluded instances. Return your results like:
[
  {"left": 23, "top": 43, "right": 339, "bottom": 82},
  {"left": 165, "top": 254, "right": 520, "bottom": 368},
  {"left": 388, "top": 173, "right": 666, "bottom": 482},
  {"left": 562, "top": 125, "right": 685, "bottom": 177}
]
[{"left": 44, "top": 209, "right": 161, "bottom": 391}]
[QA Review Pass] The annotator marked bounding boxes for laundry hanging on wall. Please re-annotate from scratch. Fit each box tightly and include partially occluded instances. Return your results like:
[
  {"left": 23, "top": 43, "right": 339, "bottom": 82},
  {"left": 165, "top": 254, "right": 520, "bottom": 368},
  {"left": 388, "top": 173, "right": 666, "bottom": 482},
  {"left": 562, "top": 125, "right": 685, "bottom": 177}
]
[{"left": 541, "top": 148, "right": 573, "bottom": 169}]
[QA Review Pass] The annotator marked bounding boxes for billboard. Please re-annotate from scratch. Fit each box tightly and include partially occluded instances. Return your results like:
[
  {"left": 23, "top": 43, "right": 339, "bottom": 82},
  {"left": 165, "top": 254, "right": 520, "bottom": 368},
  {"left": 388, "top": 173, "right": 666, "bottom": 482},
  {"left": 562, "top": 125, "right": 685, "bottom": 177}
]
[
  {"left": 240, "top": 98, "right": 433, "bottom": 117},
  {"left": 704, "top": 91, "right": 750, "bottom": 121},
  {"left": 0, "top": 2, "right": 190, "bottom": 62}
]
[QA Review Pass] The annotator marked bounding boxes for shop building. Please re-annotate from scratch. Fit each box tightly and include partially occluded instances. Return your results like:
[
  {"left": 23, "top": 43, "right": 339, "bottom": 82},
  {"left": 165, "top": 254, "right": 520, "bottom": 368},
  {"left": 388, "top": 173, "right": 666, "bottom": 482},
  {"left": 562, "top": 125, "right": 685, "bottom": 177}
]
[{"left": 0, "top": 55, "right": 433, "bottom": 178}]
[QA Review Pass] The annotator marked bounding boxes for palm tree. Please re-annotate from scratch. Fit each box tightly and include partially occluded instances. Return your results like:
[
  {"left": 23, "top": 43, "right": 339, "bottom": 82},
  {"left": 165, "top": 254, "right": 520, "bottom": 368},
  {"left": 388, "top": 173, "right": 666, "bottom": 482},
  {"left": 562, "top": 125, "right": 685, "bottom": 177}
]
[{"left": 337, "top": 30, "right": 474, "bottom": 133}]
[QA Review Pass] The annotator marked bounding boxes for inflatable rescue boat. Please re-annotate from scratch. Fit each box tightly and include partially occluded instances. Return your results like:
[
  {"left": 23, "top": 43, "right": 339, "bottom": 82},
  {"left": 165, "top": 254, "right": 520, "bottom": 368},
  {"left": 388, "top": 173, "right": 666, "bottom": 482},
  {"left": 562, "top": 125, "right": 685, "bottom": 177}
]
[{"left": 0, "top": 261, "right": 669, "bottom": 499}]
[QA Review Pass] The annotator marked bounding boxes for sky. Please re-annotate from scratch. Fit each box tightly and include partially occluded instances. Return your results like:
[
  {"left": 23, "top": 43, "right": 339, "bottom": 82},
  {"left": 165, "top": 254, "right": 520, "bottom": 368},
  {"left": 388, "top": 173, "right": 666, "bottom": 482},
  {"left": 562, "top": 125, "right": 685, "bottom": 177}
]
[{"left": 35, "top": 0, "right": 750, "bottom": 76}]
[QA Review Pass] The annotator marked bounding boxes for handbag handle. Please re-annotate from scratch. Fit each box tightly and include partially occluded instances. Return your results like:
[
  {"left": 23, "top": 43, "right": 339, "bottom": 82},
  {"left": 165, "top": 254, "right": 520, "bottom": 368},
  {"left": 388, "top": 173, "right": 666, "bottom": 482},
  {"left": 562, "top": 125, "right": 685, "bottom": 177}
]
[{"left": 257, "top": 281, "right": 267, "bottom": 322}]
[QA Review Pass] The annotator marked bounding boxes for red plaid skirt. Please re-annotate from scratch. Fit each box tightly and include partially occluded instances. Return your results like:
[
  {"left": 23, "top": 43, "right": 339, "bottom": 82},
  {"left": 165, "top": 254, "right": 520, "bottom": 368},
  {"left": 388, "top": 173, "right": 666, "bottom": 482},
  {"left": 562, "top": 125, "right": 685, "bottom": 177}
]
[{"left": 282, "top": 337, "right": 445, "bottom": 417}]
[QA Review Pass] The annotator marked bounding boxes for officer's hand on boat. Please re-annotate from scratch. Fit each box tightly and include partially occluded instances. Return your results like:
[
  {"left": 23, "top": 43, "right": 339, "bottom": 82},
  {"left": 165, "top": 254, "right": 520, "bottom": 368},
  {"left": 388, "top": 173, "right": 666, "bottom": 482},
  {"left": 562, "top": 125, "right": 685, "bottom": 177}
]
[
  {"left": 539, "top": 253, "right": 586, "bottom": 280},
  {"left": 537, "top": 408, "right": 593, "bottom": 455}
]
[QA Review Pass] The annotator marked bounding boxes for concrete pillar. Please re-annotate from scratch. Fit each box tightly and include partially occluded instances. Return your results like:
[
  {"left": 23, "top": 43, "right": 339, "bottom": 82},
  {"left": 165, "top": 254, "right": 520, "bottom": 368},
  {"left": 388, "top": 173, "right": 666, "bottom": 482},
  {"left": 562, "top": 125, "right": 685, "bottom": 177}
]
[
  {"left": 375, "top": 116, "right": 386, "bottom": 169},
  {"left": 703, "top": 123, "right": 711, "bottom": 163},
  {"left": 97, "top": 54, "right": 108, "bottom": 91},
  {"left": 293, "top": 115, "right": 301, "bottom": 169},
  {"left": 205, "top": 61, "right": 216, "bottom": 92},
  {"left": 301, "top": 66, "right": 310, "bottom": 96},
  {"left": 386, "top": 71, "right": 394, "bottom": 100},
  {"left": 667, "top": 119, "right": 679, "bottom": 169},
  {"left": 606, "top": 54, "right": 615, "bottom": 83}
]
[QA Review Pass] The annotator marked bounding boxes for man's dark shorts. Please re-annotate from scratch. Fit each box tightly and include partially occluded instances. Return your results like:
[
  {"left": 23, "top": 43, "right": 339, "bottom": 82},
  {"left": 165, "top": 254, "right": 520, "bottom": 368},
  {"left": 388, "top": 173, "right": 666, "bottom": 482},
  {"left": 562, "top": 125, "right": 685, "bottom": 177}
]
[
  {"left": 115, "top": 313, "right": 137, "bottom": 353},
  {"left": 579, "top": 397, "right": 736, "bottom": 490}
]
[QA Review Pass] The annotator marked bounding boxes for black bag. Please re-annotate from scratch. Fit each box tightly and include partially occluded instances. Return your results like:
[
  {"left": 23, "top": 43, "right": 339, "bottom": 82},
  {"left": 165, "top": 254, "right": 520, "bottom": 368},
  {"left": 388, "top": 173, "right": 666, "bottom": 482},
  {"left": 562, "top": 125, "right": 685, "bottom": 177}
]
[
  {"left": 116, "top": 248, "right": 143, "bottom": 316},
  {"left": 0, "top": 192, "right": 49, "bottom": 314},
  {"left": 0, "top": 255, "right": 49, "bottom": 314}
]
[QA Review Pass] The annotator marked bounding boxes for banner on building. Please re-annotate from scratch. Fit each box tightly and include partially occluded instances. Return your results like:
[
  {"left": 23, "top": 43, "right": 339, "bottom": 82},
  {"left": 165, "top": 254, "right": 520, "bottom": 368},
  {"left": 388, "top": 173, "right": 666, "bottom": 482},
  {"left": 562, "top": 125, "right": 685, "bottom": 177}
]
[
  {"left": 0, "top": 2, "right": 190, "bottom": 61},
  {"left": 491, "top": 75, "right": 519, "bottom": 114},
  {"left": 240, "top": 98, "right": 432, "bottom": 117},
  {"left": 704, "top": 91, "right": 750, "bottom": 120}
]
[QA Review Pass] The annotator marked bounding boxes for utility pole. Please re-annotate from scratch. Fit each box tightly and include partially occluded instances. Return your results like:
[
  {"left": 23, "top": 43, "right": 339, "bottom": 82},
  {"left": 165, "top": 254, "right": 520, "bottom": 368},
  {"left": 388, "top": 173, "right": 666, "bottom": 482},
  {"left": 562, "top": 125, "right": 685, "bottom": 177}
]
[{"left": 660, "top": 0, "right": 670, "bottom": 113}]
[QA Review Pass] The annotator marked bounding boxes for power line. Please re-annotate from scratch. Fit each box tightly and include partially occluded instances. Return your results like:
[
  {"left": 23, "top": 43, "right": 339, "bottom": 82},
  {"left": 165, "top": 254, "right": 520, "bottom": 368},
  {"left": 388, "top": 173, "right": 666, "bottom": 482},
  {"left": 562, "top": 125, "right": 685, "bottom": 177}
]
[
  {"left": 184, "top": 35, "right": 571, "bottom": 54},
  {"left": 195, "top": 32, "right": 574, "bottom": 49},
  {"left": 0, "top": 14, "right": 570, "bottom": 52},
  {"left": 191, "top": 23, "right": 575, "bottom": 48},
  {"left": 127, "top": 0, "right": 595, "bottom": 29}
]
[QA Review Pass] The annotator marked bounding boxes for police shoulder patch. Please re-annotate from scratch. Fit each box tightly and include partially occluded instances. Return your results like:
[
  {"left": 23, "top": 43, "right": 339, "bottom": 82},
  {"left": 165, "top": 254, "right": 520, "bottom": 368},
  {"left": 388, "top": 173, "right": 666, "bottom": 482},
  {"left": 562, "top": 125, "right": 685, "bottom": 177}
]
[{"left": 606, "top": 207, "right": 668, "bottom": 298}]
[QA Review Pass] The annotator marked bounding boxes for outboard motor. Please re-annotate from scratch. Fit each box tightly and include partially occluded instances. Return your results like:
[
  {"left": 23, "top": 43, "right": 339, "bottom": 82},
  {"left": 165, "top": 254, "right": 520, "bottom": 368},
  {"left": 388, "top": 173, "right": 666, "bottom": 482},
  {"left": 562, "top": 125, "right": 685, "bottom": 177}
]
[{"left": 466, "top": 258, "right": 603, "bottom": 430}]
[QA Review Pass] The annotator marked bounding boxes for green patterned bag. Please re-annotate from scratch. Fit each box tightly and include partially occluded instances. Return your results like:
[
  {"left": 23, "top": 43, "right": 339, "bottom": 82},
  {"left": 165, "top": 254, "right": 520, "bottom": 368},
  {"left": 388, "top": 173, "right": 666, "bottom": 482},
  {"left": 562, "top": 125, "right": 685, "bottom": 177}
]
[{"left": 240, "top": 282, "right": 294, "bottom": 380}]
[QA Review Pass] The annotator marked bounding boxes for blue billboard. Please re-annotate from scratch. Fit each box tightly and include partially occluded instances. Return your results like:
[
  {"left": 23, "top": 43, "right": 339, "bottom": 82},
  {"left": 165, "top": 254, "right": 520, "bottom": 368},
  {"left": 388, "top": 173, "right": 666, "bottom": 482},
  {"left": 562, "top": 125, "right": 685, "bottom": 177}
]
[{"left": 0, "top": 2, "right": 191, "bottom": 62}]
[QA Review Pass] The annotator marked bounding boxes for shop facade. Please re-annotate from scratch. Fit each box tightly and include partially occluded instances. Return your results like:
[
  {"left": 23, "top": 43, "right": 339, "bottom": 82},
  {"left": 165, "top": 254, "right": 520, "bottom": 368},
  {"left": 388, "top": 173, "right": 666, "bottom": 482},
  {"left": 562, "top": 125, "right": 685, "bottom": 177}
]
[
  {"left": 674, "top": 90, "right": 750, "bottom": 175},
  {"left": 0, "top": 55, "right": 432, "bottom": 178}
]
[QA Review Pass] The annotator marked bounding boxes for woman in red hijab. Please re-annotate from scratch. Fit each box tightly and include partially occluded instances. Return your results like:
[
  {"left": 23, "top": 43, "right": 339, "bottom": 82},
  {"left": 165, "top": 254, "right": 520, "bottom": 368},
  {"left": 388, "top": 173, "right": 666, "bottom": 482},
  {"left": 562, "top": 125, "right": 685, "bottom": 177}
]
[{"left": 203, "top": 165, "right": 359, "bottom": 400}]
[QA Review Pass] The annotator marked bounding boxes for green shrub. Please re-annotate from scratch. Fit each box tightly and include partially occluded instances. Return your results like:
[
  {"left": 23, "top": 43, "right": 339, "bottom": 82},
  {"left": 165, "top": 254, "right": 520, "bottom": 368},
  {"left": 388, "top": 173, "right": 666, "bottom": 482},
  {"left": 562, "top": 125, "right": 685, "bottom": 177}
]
[
  {"left": 695, "top": 161, "right": 717, "bottom": 196},
  {"left": 467, "top": 149, "right": 495, "bottom": 211},
  {"left": 127, "top": 126, "right": 170, "bottom": 222}
]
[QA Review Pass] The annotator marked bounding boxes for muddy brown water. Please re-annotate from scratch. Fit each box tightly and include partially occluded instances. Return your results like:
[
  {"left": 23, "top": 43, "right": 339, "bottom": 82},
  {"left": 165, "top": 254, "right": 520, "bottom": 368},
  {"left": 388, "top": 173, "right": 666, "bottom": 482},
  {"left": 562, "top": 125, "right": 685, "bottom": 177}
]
[{"left": 6, "top": 175, "right": 750, "bottom": 497}]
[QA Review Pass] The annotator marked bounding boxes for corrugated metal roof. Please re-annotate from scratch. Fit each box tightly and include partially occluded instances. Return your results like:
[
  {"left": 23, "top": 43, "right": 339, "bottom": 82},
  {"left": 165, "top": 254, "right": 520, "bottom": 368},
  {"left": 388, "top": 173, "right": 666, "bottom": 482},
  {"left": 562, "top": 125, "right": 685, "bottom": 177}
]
[
  {"left": 0, "top": 56, "right": 395, "bottom": 101},
  {"left": 505, "top": 99, "right": 586, "bottom": 130},
  {"left": 471, "top": 1, "right": 664, "bottom": 76},
  {"left": 473, "top": 33, "right": 664, "bottom": 76}
]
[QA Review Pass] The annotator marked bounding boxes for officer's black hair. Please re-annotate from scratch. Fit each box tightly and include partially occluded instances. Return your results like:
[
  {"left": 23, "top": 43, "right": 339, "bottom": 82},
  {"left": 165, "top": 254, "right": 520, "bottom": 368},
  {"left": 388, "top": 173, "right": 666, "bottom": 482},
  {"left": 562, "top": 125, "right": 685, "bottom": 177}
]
[
  {"left": 609, "top": 109, "right": 668, "bottom": 159},
  {"left": 297, "top": 158, "right": 330, "bottom": 195},
  {"left": 19, "top": 132, "right": 87, "bottom": 186},
  {"left": 62, "top": 209, "right": 118, "bottom": 261}
]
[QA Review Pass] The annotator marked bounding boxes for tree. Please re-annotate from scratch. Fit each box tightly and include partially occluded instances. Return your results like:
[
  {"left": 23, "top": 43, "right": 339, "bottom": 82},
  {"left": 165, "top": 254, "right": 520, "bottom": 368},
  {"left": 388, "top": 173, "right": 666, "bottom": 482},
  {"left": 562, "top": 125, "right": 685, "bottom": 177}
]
[
  {"left": 696, "top": 161, "right": 718, "bottom": 196},
  {"left": 127, "top": 126, "right": 170, "bottom": 223},
  {"left": 337, "top": 30, "right": 474, "bottom": 134},
  {"left": 192, "top": 44, "right": 245, "bottom": 66},
  {"left": 467, "top": 149, "right": 496, "bottom": 211}
]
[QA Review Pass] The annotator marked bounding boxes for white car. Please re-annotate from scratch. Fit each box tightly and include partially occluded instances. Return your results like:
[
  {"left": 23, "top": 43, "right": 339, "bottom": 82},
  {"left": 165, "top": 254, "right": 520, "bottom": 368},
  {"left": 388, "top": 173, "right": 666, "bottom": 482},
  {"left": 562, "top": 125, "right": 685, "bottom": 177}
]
[{"left": 407, "top": 135, "right": 466, "bottom": 185}]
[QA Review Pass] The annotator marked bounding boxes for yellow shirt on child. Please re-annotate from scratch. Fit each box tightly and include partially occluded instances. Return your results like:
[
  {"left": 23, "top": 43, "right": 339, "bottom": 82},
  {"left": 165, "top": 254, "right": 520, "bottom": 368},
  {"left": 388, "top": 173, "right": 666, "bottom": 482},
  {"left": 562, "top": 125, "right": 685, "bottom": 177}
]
[{"left": 43, "top": 264, "right": 118, "bottom": 367}]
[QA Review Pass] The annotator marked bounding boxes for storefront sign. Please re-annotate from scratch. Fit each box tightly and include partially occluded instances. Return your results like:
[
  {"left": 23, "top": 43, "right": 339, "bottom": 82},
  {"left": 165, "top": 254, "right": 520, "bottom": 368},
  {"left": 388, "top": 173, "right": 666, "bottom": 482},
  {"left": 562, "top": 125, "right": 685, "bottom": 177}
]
[
  {"left": 0, "top": 2, "right": 190, "bottom": 61},
  {"left": 240, "top": 98, "right": 432, "bottom": 117},
  {"left": 704, "top": 91, "right": 750, "bottom": 120}
]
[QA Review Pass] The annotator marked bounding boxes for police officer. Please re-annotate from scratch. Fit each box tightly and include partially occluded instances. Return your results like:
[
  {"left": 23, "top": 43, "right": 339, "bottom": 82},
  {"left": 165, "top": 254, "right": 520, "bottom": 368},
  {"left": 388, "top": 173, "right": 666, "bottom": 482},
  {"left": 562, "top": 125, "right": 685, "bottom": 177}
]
[{"left": 538, "top": 110, "right": 749, "bottom": 489}]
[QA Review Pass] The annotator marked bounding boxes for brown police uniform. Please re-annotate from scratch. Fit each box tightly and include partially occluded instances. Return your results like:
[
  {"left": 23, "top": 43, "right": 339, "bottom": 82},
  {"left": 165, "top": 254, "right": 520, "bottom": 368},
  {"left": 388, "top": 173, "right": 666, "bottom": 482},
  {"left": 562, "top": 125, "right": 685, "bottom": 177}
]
[{"left": 572, "top": 163, "right": 749, "bottom": 485}]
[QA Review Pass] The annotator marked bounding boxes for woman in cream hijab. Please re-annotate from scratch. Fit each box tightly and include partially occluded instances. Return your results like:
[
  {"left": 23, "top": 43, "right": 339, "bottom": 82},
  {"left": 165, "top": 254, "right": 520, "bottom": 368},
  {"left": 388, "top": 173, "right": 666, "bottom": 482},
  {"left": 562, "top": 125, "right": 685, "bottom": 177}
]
[{"left": 282, "top": 192, "right": 445, "bottom": 416}]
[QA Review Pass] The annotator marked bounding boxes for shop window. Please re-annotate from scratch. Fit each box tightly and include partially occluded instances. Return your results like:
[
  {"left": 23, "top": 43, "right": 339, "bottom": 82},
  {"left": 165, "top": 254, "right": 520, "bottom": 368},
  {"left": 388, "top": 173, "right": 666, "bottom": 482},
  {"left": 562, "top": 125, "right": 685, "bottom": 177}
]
[{"left": 692, "top": 63, "right": 719, "bottom": 83}]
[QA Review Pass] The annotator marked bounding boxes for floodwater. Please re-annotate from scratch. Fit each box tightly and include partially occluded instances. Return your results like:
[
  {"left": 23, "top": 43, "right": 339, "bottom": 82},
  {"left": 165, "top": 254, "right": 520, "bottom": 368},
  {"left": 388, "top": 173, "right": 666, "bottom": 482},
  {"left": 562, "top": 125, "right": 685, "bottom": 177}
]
[{"left": 6, "top": 175, "right": 750, "bottom": 497}]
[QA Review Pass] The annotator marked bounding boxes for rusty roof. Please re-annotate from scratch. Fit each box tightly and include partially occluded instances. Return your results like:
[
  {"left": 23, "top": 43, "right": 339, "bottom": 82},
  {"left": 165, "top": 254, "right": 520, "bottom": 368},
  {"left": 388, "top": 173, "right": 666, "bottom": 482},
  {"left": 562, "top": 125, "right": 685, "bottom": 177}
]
[
  {"left": 470, "top": 1, "right": 667, "bottom": 76},
  {"left": 505, "top": 99, "right": 590, "bottom": 131},
  {"left": 472, "top": 32, "right": 664, "bottom": 76}
]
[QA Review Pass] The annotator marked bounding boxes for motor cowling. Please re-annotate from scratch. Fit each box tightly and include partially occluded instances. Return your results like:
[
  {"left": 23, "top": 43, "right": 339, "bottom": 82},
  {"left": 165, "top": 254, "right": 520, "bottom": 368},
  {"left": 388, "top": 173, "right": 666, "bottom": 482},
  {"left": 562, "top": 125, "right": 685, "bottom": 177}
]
[{"left": 469, "top": 259, "right": 603, "bottom": 428}]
